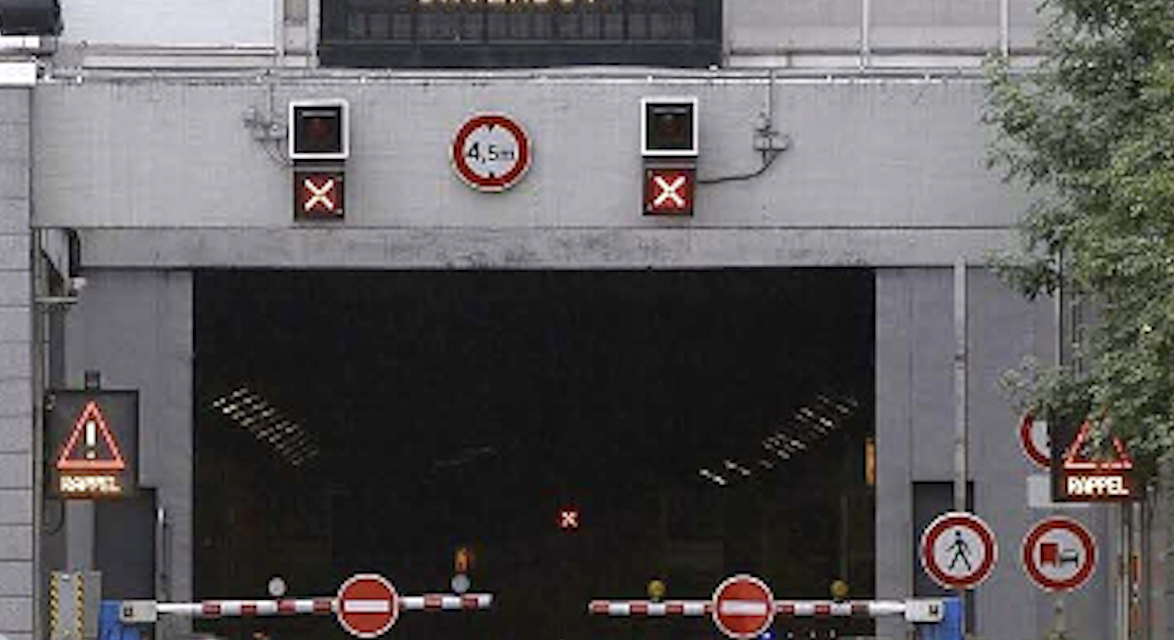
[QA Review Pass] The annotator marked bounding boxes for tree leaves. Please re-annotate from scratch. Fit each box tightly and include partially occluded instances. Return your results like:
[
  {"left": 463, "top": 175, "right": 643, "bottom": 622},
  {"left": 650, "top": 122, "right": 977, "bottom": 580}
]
[{"left": 985, "top": 0, "right": 1174, "bottom": 469}]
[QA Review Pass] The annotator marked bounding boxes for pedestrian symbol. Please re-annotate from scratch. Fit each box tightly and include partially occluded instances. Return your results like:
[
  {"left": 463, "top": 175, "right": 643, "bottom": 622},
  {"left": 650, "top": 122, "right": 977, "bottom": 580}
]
[
  {"left": 920, "top": 512, "right": 997, "bottom": 590},
  {"left": 947, "top": 530, "right": 972, "bottom": 572}
]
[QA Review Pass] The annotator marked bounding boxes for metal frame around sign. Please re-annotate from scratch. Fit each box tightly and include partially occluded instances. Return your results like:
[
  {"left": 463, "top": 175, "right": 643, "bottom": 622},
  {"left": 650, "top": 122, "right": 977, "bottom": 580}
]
[{"left": 46, "top": 389, "right": 139, "bottom": 499}]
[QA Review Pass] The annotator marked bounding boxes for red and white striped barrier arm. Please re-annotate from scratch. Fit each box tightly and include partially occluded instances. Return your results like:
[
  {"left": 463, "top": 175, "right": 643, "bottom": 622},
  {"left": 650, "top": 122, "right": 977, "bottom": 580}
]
[
  {"left": 589, "top": 599, "right": 941, "bottom": 624},
  {"left": 400, "top": 594, "right": 493, "bottom": 611},
  {"left": 589, "top": 600, "right": 712, "bottom": 616},
  {"left": 774, "top": 601, "right": 906, "bottom": 617},
  {"left": 156, "top": 598, "right": 336, "bottom": 619}
]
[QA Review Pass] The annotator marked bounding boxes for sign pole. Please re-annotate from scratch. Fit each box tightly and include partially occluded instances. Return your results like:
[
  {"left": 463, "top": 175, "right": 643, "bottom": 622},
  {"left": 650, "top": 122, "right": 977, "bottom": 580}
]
[
  {"left": 953, "top": 258, "right": 969, "bottom": 626},
  {"left": 952, "top": 257, "right": 967, "bottom": 516}
]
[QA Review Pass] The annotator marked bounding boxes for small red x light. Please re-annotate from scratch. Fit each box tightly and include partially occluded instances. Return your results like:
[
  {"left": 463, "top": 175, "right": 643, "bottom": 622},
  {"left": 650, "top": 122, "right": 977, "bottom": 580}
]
[{"left": 558, "top": 508, "right": 580, "bottom": 530}]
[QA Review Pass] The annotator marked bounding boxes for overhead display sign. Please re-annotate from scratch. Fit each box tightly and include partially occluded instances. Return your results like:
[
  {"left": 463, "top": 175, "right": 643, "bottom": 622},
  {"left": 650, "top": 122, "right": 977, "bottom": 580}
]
[
  {"left": 1021, "top": 517, "right": 1097, "bottom": 592},
  {"left": 1052, "top": 419, "right": 1135, "bottom": 502},
  {"left": 46, "top": 390, "right": 138, "bottom": 499},
  {"left": 450, "top": 114, "right": 531, "bottom": 192},
  {"left": 919, "top": 512, "right": 997, "bottom": 590},
  {"left": 319, "top": 0, "right": 722, "bottom": 69}
]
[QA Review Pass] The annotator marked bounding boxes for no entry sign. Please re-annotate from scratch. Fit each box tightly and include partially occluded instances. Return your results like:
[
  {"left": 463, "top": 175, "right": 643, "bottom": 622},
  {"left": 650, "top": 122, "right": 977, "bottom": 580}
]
[
  {"left": 919, "top": 512, "right": 997, "bottom": 590},
  {"left": 451, "top": 113, "right": 531, "bottom": 192},
  {"left": 337, "top": 574, "right": 399, "bottom": 638},
  {"left": 711, "top": 574, "right": 775, "bottom": 639},
  {"left": 1022, "top": 517, "right": 1097, "bottom": 592}
]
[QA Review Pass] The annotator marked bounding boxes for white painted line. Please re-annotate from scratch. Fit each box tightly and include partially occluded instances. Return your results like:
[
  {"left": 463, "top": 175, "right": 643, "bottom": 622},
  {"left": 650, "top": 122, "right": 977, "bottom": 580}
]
[
  {"left": 720, "top": 601, "right": 769, "bottom": 616},
  {"left": 344, "top": 600, "right": 392, "bottom": 613}
]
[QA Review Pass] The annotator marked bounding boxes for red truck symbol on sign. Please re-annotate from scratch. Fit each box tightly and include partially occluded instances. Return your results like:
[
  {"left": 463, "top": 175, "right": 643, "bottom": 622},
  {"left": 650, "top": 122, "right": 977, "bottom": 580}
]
[{"left": 1039, "top": 542, "right": 1080, "bottom": 567}]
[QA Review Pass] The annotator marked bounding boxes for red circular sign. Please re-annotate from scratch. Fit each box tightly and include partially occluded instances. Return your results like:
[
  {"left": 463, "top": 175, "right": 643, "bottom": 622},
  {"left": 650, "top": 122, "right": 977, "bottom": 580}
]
[
  {"left": 337, "top": 574, "right": 399, "bottom": 638},
  {"left": 1022, "top": 517, "right": 1097, "bottom": 592},
  {"left": 450, "top": 113, "right": 532, "bottom": 192},
  {"left": 919, "top": 512, "right": 997, "bottom": 590},
  {"left": 1019, "top": 413, "right": 1051, "bottom": 469},
  {"left": 711, "top": 574, "right": 775, "bottom": 639}
]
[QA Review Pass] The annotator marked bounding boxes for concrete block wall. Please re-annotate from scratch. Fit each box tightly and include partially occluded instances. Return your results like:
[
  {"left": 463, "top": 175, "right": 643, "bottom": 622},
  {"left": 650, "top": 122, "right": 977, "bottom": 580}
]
[{"left": 0, "top": 87, "right": 33, "bottom": 640}]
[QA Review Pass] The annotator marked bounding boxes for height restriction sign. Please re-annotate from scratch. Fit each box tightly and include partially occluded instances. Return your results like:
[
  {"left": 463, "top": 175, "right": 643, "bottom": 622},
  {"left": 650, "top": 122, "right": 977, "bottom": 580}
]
[
  {"left": 46, "top": 390, "right": 139, "bottom": 499},
  {"left": 450, "top": 113, "right": 532, "bottom": 192}
]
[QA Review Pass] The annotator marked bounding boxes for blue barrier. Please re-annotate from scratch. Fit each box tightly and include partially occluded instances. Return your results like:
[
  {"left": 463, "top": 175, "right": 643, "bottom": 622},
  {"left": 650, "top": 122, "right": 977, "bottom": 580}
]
[
  {"left": 99, "top": 601, "right": 144, "bottom": 640},
  {"left": 917, "top": 597, "right": 963, "bottom": 640}
]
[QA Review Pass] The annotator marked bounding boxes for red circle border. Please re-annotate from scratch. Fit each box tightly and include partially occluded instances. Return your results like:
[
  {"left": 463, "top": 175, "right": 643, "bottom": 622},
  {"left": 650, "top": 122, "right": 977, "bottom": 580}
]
[
  {"left": 1020, "top": 413, "right": 1051, "bottom": 469},
  {"left": 710, "top": 574, "right": 776, "bottom": 640},
  {"left": 1021, "top": 516, "right": 1097, "bottom": 592},
  {"left": 336, "top": 573, "right": 400, "bottom": 639},
  {"left": 919, "top": 512, "right": 998, "bottom": 590},
  {"left": 450, "top": 113, "right": 531, "bottom": 192}
]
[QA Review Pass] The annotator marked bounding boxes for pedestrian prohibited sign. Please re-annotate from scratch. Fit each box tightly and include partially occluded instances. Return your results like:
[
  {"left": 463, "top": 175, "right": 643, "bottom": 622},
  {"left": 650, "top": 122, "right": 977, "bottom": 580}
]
[
  {"left": 1021, "top": 516, "right": 1096, "bottom": 592},
  {"left": 450, "top": 113, "right": 531, "bottom": 192},
  {"left": 919, "top": 512, "right": 997, "bottom": 590}
]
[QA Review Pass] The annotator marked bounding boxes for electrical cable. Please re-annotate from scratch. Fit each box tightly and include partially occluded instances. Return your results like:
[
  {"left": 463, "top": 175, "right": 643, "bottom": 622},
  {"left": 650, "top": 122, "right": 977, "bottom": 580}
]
[{"left": 697, "top": 139, "right": 789, "bottom": 186}]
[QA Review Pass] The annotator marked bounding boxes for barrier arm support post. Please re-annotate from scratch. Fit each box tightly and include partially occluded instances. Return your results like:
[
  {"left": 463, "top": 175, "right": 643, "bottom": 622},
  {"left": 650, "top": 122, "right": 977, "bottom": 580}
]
[{"left": 915, "top": 597, "right": 964, "bottom": 640}]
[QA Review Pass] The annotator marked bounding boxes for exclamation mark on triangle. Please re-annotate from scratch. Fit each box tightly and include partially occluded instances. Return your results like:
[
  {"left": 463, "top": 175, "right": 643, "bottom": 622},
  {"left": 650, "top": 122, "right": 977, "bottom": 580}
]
[{"left": 86, "top": 419, "right": 97, "bottom": 459}]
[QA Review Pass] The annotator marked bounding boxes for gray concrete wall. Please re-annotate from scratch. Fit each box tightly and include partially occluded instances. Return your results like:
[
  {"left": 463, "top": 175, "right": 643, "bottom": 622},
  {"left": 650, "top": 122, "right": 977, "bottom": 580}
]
[
  {"left": 33, "top": 75, "right": 1026, "bottom": 233},
  {"left": 0, "top": 87, "right": 33, "bottom": 640},
  {"left": 875, "top": 268, "right": 1113, "bottom": 640},
  {"left": 59, "top": 0, "right": 275, "bottom": 48},
  {"left": 61, "top": 271, "right": 194, "bottom": 611}
]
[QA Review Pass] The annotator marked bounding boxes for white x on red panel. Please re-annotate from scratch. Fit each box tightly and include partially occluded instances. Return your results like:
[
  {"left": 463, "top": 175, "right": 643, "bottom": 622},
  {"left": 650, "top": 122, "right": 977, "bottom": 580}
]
[{"left": 645, "top": 168, "right": 695, "bottom": 216}]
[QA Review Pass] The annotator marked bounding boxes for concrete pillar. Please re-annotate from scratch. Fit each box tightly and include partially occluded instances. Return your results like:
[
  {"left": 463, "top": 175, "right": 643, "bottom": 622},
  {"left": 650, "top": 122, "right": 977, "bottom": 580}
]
[{"left": 0, "top": 85, "right": 34, "bottom": 640}]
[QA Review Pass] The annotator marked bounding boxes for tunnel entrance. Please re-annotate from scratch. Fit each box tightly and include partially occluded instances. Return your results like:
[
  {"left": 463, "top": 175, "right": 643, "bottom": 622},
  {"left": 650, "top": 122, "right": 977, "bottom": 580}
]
[{"left": 194, "top": 269, "right": 875, "bottom": 640}]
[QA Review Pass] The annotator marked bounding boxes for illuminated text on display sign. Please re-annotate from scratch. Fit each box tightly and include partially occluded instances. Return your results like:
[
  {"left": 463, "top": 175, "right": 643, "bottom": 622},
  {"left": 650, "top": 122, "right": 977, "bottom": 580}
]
[{"left": 419, "top": 0, "right": 597, "bottom": 4}]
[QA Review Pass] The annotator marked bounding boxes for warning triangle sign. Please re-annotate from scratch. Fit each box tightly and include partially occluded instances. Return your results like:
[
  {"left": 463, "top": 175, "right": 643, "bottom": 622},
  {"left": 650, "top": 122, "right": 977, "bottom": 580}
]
[
  {"left": 1062, "top": 419, "right": 1133, "bottom": 471},
  {"left": 56, "top": 401, "right": 127, "bottom": 472}
]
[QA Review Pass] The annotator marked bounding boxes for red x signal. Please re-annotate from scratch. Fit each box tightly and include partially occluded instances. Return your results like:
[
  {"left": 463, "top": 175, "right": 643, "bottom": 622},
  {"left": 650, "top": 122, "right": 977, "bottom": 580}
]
[
  {"left": 558, "top": 508, "right": 580, "bottom": 530},
  {"left": 294, "top": 171, "right": 345, "bottom": 220},
  {"left": 644, "top": 167, "right": 694, "bottom": 216}
]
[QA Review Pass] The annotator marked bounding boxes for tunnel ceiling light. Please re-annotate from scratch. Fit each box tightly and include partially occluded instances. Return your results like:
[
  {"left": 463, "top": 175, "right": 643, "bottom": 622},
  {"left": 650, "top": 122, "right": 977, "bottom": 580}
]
[
  {"left": 705, "top": 391, "right": 860, "bottom": 482},
  {"left": 698, "top": 468, "right": 728, "bottom": 486},
  {"left": 209, "top": 386, "right": 319, "bottom": 468}
]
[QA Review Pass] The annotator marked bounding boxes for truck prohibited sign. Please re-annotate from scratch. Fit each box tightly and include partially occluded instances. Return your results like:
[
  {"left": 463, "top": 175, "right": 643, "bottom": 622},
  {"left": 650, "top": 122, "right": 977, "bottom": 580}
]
[
  {"left": 450, "top": 113, "right": 531, "bottom": 192},
  {"left": 1022, "top": 517, "right": 1097, "bottom": 592}
]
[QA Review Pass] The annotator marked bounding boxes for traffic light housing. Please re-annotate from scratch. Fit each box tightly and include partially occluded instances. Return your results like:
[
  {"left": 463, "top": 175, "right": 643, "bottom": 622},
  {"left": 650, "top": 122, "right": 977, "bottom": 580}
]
[
  {"left": 0, "top": 0, "right": 61, "bottom": 36},
  {"left": 288, "top": 99, "right": 349, "bottom": 162},
  {"left": 641, "top": 97, "right": 698, "bottom": 158}
]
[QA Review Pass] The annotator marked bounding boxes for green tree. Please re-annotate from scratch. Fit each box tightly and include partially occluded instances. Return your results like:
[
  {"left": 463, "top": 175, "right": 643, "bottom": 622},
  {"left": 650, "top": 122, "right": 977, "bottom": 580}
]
[{"left": 984, "top": 0, "right": 1174, "bottom": 469}]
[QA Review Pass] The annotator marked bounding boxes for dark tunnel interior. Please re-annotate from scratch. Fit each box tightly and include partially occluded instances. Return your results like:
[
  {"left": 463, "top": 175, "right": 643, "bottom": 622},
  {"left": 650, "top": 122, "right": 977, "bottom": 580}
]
[{"left": 193, "top": 269, "right": 876, "bottom": 640}]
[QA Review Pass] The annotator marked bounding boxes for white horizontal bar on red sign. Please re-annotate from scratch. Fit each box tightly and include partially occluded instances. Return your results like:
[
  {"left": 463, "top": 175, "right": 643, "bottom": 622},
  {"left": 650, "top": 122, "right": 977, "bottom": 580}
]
[
  {"left": 400, "top": 594, "right": 493, "bottom": 611},
  {"left": 775, "top": 601, "right": 906, "bottom": 618},
  {"left": 588, "top": 601, "right": 712, "bottom": 616},
  {"left": 157, "top": 598, "right": 335, "bottom": 618}
]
